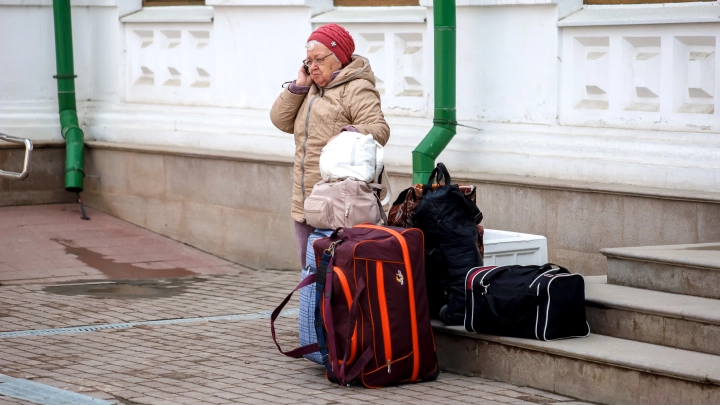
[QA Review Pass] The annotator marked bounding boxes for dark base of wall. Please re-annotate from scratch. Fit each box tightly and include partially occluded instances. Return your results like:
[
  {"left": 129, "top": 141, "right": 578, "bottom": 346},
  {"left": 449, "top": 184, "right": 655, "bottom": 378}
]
[
  {"left": 83, "top": 143, "right": 720, "bottom": 275},
  {"left": 0, "top": 143, "right": 77, "bottom": 207}
]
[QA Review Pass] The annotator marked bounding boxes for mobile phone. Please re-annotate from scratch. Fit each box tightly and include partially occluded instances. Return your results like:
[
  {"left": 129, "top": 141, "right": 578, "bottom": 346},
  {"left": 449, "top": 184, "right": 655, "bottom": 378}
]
[{"left": 304, "top": 65, "right": 310, "bottom": 75}]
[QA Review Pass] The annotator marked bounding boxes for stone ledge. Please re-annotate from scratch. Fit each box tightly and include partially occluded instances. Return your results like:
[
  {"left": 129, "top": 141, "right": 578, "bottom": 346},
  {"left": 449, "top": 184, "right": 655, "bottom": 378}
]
[
  {"left": 421, "top": 0, "right": 571, "bottom": 6},
  {"left": 121, "top": 6, "right": 213, "bottom": 23},
  {"left": 86, "top": 140, "right": 720, "bottom": 205},
  {"left": 421, "top": 0, "right": 584, "bottom": 19},
  {"left": 433, "top": 321, "right": 720, "bottom": 386},
  {"left": 205, "top": 0, "right": 333, "bottom": 15},
  {"left": 85, "top": 141, "right": 294, "bottom": 166},
  {"left": 558, "top": 2, "right": 720, "bottom": 27},
  {"left": 311, "top": 7, "right": 426, "bottom": 24},
  {"left": 601, "top": 243, "right": 720, "bottom": 272},
  {"left": 0, "top": 0, "right": 116, "bottom": 6},
  {"left": 392, "top": 167, "right": 720, "bottom": 205},
  {"left": 586, "top": 278, "right": 720, "bottom": 325},
  {"left": 0, "top": 141, "right": 64, "bottom": 149}
]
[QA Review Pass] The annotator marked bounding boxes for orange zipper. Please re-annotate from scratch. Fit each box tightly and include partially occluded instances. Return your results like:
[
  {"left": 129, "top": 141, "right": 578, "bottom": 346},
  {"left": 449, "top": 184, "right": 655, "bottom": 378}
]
[
  {"left": 355, "top": 224, "right": 420, "bottom": 382},
  {"left": 333, "top": 266, "right": 358, "bottom": 366},
  {"left": 375, "top": 261, "right": 392, "bottom": 370}
]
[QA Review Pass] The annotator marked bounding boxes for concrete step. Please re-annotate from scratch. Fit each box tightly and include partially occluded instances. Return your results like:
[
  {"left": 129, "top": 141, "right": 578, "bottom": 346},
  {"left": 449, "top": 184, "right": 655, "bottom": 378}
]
[
  {"left": 584, "top": 276, "right": 720, "bottom": 356},
  {"left": 602, "top": 243, "right": 720, "bottom": 299},
  {"left": 432, "top": 323, "right": 720, "bottom": 405}
]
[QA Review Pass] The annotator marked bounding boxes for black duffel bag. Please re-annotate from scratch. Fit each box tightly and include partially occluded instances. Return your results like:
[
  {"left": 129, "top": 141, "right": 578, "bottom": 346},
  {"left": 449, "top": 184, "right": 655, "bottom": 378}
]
[
  {"left": 464, "top": 264, "right": 590, "bottom": 340},
  {"left": 413, "top": 163, "right": 483, "bottom": 325}
]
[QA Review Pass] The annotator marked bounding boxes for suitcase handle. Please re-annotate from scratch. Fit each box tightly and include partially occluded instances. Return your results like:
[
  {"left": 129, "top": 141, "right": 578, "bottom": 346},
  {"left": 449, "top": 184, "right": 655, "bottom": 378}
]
[{"left": 270, "top": 274, "right": 320, "bottom": 358}]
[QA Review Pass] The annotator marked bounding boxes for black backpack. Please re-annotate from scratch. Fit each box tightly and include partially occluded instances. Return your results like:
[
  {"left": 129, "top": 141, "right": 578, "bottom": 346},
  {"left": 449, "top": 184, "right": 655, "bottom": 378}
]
[{"left": 413, "top": 163, "right": 483, "bottom": 325}]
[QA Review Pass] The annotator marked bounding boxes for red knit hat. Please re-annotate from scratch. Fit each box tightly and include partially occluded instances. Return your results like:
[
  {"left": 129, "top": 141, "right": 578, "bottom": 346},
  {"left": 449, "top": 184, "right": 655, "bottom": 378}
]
[{"left": 307, "top": 23, "right": 355, "bottom": 66}]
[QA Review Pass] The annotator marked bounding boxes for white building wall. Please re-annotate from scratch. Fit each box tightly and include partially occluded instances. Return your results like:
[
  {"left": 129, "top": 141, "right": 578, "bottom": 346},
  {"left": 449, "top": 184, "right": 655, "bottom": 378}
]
[
  {"left": 453, "top": 5, "right": 560, "bottom": 124},
  {"left": 1, "top": 0, "right": 720, "bottom": 195}
]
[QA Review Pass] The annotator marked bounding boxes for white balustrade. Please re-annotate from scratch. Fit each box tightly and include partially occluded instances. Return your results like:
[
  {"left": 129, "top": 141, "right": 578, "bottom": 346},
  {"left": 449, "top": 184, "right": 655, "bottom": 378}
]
[
  {"left": 124, "top": 20, "right": 214, "bottom": 106},
  {"left": 312, "top": 8, "right": 429, "bottom": 117},
  {"left": 560, "top": 23, "right": 719, "bottom": 131}
]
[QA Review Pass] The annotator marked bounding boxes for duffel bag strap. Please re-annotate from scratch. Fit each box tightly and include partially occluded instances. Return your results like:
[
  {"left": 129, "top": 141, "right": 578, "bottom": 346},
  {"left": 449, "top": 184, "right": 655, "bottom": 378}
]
[
  {"left": 337, "top": 277, "right": 374, "bottom": 384},
  {"left": 543, "top": 263, "right": 569, "bottom": 274},
  {"left": 322, "top": 268, "right": 341, "bottom": 381},
  {"left": 315, "top": 248, "right": 337, "bottom": 380},
  {"left": 270, "top": 274, "right": 320, "bottom": 357},
  {"left": 529, "top": 263, "right": 570, "bottom": 288}
]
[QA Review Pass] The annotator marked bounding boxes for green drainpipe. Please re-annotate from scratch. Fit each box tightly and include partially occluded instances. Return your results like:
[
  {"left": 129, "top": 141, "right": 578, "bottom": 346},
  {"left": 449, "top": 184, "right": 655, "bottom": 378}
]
[
  {"left": 52, "top": 0, "right": 84, "bottom": 192},
  {"left": 412, "top": 0, "right": 456, "bottom": 185}
]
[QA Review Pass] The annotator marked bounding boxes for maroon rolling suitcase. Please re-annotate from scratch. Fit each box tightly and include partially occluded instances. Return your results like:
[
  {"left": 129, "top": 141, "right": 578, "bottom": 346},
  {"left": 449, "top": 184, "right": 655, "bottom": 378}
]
[{"left": 272, "top": 224, "right": 439, "bottom": 388}]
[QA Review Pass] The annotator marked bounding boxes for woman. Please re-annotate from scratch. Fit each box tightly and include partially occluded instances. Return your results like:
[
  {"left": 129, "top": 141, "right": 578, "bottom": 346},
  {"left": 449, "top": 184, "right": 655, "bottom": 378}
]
[{"left": 270, "top": 23, "right": 390, "bottom": 269}]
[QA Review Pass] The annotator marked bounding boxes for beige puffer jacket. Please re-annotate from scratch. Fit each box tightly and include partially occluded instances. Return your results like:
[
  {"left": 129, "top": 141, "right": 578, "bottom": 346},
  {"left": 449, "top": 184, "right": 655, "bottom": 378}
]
[{"left": 270, "top": 55, "right": 390, "bottom": 223}]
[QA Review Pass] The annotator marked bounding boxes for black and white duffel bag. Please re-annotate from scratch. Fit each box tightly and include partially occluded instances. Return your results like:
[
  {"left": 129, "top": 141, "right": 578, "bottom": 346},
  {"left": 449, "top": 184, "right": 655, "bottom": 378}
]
[{"left": 464, "top": 263, "right": 590, "bottom": 341}]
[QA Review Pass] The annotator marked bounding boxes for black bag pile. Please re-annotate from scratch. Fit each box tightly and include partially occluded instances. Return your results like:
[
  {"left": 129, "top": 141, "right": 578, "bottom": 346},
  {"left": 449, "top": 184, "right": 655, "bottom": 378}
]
[
  {"left": 465, "top": 263, "right": 590, "bottom": 340},
  {"left": 413, "top": 163, "right": 483, "bottom": 325}
]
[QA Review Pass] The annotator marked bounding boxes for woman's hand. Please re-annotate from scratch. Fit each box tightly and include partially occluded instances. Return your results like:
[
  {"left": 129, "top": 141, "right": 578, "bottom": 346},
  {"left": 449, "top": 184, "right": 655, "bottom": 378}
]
[{"left": 296, "top": 64, "right": 313, "bottom": 87}]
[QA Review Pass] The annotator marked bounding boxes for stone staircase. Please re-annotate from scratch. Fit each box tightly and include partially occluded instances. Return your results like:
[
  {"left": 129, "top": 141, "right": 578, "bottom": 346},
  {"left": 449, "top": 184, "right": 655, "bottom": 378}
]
[{"left": 432, "top": 243, "right": 720, "bottom": 405}]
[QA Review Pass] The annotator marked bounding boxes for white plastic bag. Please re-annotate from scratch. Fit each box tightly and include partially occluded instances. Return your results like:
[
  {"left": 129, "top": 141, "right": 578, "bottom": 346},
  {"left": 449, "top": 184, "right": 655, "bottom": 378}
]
[{"left": 319, "top": 132, "right": 383, "bottom": 184}]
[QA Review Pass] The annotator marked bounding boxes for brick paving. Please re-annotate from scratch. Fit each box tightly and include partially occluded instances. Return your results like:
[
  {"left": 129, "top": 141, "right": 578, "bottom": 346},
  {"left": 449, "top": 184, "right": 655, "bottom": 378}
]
[
  {"left": 0, "top": 204, "right": 594, "bottom": 404},
  {"left": 0, "top": 204, "right": 243, "bottom": 285}
]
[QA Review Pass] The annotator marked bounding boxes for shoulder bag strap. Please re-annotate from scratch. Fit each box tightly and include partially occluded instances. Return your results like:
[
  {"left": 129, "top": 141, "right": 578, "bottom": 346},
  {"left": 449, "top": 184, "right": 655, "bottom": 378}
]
[
  {"left": 270, "top": 274, "right": 320, "bottom": 357},
  {"left": 314, "top": 251, "right": 336, "bottom": 380}
]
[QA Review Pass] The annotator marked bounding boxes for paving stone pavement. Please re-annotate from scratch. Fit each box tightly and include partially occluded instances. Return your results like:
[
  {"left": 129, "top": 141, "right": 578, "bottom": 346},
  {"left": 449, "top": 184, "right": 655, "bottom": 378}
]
[
  {"left": 0, "top": 272, "right": 595, "bottom": 405},
  {"left": 0, "top": 205, "right": 595, "bottom": 404}
]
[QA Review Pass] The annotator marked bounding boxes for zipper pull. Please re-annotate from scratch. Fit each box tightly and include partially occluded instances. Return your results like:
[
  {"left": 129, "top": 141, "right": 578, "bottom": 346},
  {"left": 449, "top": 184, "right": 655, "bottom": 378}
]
[
  {"left": 345, "top": 205, "right": 350, "bottom": 217},
  {"left": 387, "top": 359, "right": 391, "bottom": 374}
]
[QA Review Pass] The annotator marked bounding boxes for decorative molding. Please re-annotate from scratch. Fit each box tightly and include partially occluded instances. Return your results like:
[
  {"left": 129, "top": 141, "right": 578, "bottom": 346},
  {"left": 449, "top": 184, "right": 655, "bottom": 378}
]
[
  {"left": 623, "top": 36, "right": 661, "bottom": 112},
  {"left": 560, "top": 24, "right": 719, "bottom": 131},
  {"left": 675, "top": 36, "right": 716, "bottom": 114},
  {"left": 125, "top": 23, "right": 213, "bottom": 105},
  {"left": 574, "top": 36, "right": 610, "bottom": 110},
  {"left": 4, "top": 98, "right": 720, "bottom": 197},
  {"left": 70, "top": 101, "right": 720, "bottom": 194},
  {"left": 321, "top": 23, "right": 428, "bottom": 116}
]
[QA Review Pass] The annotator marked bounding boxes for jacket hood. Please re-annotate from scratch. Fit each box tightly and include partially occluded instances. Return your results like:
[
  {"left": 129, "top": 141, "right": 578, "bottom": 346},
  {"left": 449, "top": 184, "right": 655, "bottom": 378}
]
[{"left": 327, "top": 55, "right": 376, "bottom": 89}]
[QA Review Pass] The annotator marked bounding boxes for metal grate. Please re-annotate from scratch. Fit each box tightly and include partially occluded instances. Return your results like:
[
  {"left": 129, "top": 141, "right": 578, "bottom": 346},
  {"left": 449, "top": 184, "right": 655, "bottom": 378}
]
[{"left": 0, "top": 308, "right": 299, "bottom": 339}]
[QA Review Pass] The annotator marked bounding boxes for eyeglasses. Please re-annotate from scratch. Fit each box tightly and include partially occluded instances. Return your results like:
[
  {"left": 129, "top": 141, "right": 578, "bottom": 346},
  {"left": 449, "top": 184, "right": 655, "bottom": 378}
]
[{"left": 303, "top": 52, "right": 334, "bottom": 68}]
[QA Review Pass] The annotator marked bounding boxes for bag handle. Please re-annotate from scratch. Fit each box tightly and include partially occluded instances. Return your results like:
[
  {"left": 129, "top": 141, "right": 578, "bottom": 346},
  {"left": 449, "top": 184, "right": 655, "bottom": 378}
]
[
  {"left": 369, "top": 170, "right": 393, "bottom": 208},
  {"left": 424, "top": 162, "right": 451, "bottom": 193},
  {"left": 528, "top": 263, "right": 569, "bottom": 288},
  {"left": 322, "top": 276, "right": 374, "bottom": 385},
  {"left": 379, "top": 169, "right": 393, "bottom": 207},
  {"left": 338, "top": 277, "right": 373, "bottom": 383},
  {"left": 270, "top": 274, "right": 320, "bottom": 358},
  {"left": 482, "top": 263, "right": 567, "bottom": 286}
]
